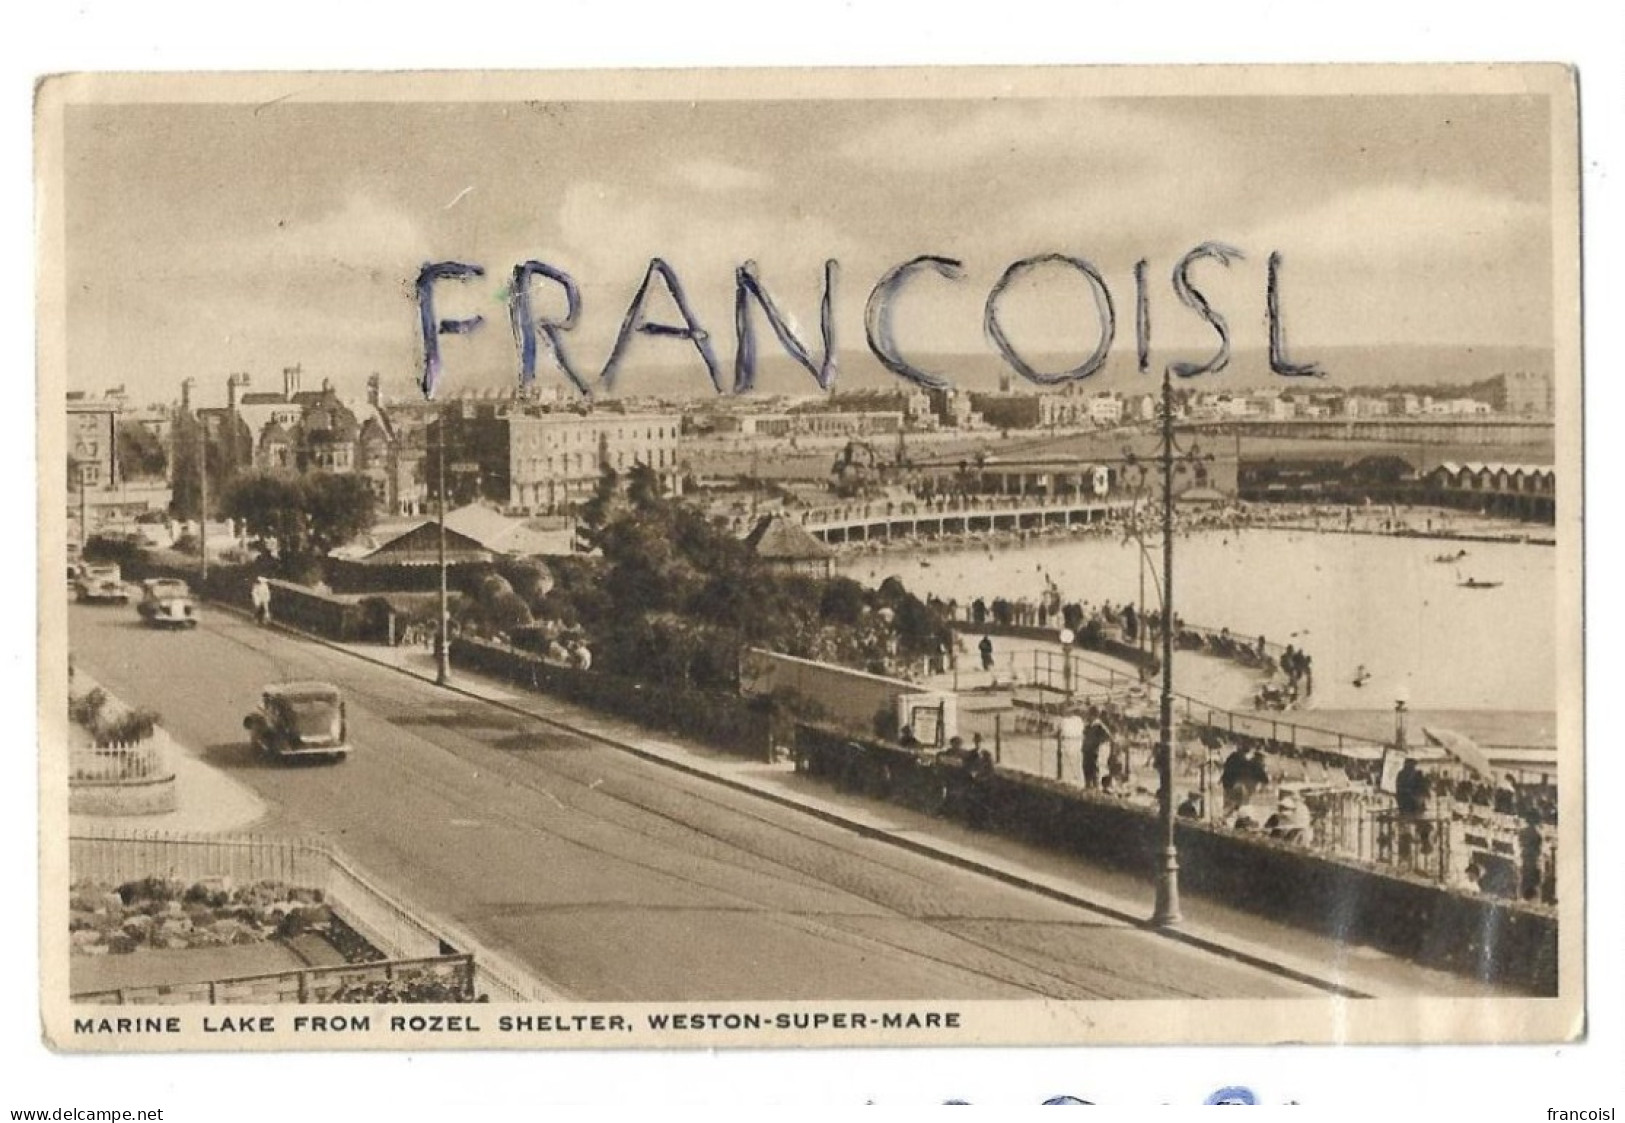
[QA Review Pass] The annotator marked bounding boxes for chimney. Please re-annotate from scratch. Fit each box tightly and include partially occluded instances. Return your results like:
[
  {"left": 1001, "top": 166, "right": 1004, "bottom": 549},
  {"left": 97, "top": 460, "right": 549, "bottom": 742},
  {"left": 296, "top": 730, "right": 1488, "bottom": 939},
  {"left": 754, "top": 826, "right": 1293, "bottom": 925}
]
[
  {"left": 367, "top": 373, "right": 383, "bottom": 408},
  {"left": 180, "top": 378, "right": 194, "bottom": 413},
  {"left": 322, "top": 377, "right": 333, "bottom": 394},
  {"left": 227, "top": 373, "right": 243, "bottom": 411},
  {"left": 283, "top": 364, "right": 302, "bottom": 399}
]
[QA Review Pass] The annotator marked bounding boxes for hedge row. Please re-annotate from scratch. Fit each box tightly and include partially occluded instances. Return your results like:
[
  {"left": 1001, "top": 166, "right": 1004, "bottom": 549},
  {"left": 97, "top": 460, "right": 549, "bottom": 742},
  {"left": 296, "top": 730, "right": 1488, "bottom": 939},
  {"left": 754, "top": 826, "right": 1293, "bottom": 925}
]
[{"left": 451, "top": 637, "right": 772, "bottom": 759}]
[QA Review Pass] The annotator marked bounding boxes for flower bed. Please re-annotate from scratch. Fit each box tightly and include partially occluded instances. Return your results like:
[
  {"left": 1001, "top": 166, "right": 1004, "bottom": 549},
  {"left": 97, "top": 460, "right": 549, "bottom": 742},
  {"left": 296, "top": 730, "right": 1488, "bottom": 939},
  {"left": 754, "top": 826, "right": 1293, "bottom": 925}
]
[
  {"left": 68, "top": 876, "right": 352, "bottom": 957},
  {"left": 67, "top": 675, "right": 177, "bottom": 813}
]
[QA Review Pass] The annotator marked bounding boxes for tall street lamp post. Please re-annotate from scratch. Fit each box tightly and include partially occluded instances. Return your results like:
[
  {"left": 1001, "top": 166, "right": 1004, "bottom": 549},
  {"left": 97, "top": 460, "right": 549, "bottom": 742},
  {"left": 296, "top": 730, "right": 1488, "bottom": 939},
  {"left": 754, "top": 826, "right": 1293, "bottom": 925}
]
[
  {"left": 1116, "top": 390, "right": 1211, "bottom": 927},
  {"left": 198, "top": 422, "right": 209, "bottom": 584},
  {"left": 435, "top": 411, "right": 451, "bottom": 687},
  {"left": 1152, "top": 363, "right": 1182, "bottom": 927}
]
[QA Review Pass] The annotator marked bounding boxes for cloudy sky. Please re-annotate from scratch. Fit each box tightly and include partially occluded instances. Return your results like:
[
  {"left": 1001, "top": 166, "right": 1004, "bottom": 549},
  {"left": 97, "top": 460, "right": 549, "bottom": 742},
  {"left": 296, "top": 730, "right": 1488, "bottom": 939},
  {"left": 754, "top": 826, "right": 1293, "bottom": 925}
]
[{"left": 62, "top": 87, "right": 1556, "bottom": 405}]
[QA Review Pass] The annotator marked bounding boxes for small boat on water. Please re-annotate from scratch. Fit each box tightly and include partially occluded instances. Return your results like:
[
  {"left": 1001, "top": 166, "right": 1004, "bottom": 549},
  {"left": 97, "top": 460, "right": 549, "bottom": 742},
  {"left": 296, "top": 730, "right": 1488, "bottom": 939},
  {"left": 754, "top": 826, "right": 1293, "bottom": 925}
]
[
  {"left": 1433, "top": 549, "right": 1468, "bottom": 563},
  {"left": 1459, "top": 577, "right": 1502, "bottom": 589}
]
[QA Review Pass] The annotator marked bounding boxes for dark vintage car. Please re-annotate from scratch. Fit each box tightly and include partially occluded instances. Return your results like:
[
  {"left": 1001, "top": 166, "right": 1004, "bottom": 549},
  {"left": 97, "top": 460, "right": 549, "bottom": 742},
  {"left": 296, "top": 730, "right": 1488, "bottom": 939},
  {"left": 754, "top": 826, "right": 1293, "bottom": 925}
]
[
  {"left": 244, "top": 682, "right": 350, "bottom": 762},
  {"left": 75, "top": 562, "right": 130, "bottom": 604},
  {"left": 136, "top": 578, "right": 199, "bottom": 628}
]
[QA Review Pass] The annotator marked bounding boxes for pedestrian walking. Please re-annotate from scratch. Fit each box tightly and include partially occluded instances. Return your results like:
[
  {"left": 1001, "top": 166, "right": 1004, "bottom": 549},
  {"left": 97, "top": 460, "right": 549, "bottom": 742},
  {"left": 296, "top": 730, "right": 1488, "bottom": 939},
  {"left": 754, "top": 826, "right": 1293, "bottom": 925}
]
[
  {"left": 250, "top": 576, "right": 272, "bottom": 626},
  {"left": 978, "top": 633, "right": 994, "bottom": 671}
]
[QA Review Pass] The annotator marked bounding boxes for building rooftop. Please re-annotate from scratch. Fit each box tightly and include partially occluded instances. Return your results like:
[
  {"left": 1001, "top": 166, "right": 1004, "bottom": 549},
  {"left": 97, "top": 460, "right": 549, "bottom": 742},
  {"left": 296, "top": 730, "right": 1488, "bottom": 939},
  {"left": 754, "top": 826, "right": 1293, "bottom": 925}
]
[{"left": 744, "top": 514, "right": 835, "bottom": 561}]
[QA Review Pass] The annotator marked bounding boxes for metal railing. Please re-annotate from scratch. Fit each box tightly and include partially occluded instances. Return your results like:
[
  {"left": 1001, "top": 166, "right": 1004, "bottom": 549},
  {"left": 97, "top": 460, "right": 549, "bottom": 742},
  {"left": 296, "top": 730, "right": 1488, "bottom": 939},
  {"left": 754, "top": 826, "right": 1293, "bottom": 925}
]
[
  {"left": 795, "top": 493, "right": 1133, "bottom": 527},
  {"left": 69, "top": 735, "right": 172, "bottom": 785},
  {"left": 73, "top": 954, "right": 476, "bottom": 1006}
]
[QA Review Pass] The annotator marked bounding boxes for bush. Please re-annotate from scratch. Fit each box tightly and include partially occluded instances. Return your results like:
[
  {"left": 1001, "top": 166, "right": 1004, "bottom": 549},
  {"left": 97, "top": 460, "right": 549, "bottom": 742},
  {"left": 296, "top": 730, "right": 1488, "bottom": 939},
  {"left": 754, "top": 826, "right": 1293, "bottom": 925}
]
[
  {"left": 69, "top": 688, "right": 108, "bottom": 730},
  {"left": 280, "top": 553, "right": 326, "bottom": 586},
  {"left": 358, "top": 596, "right": 395, "bottom": 642},
  {"left": 83, "top": 535, "right": 144, "bottom": 566},
  {"left": 97, "top": 708, "right": 158, "bottom": 746},
  {"left": 117, "top": 876, "right": 182, "bottom": 906}
]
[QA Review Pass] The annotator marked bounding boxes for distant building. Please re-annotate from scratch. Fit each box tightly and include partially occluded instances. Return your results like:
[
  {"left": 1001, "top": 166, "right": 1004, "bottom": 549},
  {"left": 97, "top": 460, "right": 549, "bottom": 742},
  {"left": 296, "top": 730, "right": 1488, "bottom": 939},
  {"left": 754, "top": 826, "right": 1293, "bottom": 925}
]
[
  {"left": 1125, "top": 393, "right": 1159, "bottom": 422},
  {"left": 927, "top": 389, "right": 981, "bottom": 428},
  {"left": 969, "top": 392, "right": 1042, "bottom": 430},
  {"left": 1488, "top": 371, "right": 1554, "bottom": 417},
  {"left": 1339, "top": 395, "right": 1390, "bottom": 418},
  {"left": 1424, "top": 397, "right": 1492, "bottom": 416},
  {"left": 1425, "top": 461, "right": 1554, "bottom": 522},
  {"left": 441, "top": 407, "right": 682, "bottom": 515},
  {"left": 789, "top": 410, "right": 904, "bottom": 438},
  {"left": 190, "top": 369, "right": 429, "bottom": 515},
  {"left": 67, "top": 394, "right": 121, "bottom": 488},
  {"left": 66, "top": 392, "right": 173, "bottom": 524},
  {"left": 1086, "top": 394, "right": 1124, "bottom": 425}
]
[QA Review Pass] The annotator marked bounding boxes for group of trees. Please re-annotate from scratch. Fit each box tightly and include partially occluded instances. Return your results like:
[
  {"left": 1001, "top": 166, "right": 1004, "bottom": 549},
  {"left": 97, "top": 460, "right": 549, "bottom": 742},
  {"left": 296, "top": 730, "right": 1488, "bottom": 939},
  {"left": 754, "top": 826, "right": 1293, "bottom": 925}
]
[
  {"left": 459, "top": 462, "right": 953, "bottom": 693},
  {"left": 211, "top": 456, "right": 951, "bottom": 697},
  {"left": 219, "top": 470, "right": 376, "bottom": 578}
]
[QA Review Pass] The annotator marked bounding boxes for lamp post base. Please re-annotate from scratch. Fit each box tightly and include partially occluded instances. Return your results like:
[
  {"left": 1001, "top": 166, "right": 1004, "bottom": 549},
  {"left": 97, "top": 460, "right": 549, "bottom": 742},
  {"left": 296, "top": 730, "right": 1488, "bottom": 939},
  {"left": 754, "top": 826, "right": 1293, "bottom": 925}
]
[
  {"left": 1152, "top": 846, "right": 1182, "bottom": 927},
  {"left": 435, "top": 634, "right": 451, "bottom": 687}
]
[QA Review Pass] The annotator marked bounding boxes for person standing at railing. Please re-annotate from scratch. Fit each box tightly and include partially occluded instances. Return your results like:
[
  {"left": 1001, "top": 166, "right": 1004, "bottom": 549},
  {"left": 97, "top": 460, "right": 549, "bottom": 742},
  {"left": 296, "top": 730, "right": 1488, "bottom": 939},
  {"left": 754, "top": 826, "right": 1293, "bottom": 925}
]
[
  {"left": 1082, "top": 706, "right": 1110, "bottom": 790},
  {"left": 1395, "top": 758, "right": 1435, "bottom": 860},
  {"left": 1220, "top": 744, "right": 1252, "bottom": 813},
  {"left": 1518, "top": 811, "right": 1545, "bottom": 901}
]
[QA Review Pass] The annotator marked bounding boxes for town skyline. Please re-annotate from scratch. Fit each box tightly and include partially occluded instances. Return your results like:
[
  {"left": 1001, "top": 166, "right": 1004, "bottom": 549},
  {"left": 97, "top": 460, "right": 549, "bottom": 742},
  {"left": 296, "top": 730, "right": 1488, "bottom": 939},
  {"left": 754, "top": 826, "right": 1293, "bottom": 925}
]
[{"left": 78, "top": 341, "right": 1556, "bottom": 413}]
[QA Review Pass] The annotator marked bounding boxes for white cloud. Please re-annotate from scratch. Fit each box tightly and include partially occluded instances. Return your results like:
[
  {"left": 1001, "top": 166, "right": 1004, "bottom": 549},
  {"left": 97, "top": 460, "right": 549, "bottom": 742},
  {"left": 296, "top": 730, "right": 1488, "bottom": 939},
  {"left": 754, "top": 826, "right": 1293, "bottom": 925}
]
[
  {"left": 1231, "top": 183, "right": 1553, "bottom": 346},
  {"left": 670, "top": 158, "right": 775, "bottom": 193}
]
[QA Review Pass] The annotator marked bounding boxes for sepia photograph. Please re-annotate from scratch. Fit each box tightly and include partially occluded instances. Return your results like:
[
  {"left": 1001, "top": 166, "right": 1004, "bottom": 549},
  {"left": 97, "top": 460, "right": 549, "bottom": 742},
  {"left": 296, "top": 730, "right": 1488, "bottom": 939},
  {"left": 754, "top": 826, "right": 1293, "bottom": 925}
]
[{"left": 35, "top": 63, "right": 1582, "bottom": 1053}]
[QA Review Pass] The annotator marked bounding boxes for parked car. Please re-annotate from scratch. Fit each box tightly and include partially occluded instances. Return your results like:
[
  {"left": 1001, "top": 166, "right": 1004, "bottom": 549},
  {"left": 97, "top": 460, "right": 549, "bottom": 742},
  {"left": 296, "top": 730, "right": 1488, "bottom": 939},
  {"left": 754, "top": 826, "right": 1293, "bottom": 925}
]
[
  {"left": 75, "top": 563, "right": 130, "bottom": 604},
  {"left": 136, "top": 578, "right": 199, "bottom": 628},
  {"left": 244, "top": 682, "right": 349, "bottom": 762}
]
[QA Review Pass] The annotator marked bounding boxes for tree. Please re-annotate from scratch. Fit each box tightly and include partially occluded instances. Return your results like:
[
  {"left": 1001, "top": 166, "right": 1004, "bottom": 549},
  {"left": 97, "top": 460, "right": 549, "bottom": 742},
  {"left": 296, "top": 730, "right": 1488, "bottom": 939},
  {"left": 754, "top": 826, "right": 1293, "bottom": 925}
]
[
  {"left": 170, "top": 415, "right": 250, "bottom": 520},
  {"left": 819, "top": 577, "right": 867, "bottom": 627},
  {"left": 220, "top": 470, "right": 376, "bottom": 575},
  {"left": 574, "top": 463, "right": 622, "bottom": 551},
  {"left": 301, "top": 473, "right": 376, "bottom": 558},
  {"left": 117, "top": 422, "right": 167, "bottom": 480},
  {"left": 221, "top": 472, "right": 305, "bottom": 556},
  {"left": 626, "top": 460, "right": 662, "bottom": 509}
]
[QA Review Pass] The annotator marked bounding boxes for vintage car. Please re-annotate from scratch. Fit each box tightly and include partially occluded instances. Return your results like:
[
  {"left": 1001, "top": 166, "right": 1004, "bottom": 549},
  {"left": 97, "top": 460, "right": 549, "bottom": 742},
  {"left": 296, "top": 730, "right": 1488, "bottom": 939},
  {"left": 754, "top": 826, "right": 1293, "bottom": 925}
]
[
  {"left": 136, "top": 577, "right": 199, "bottom": 628},
  {"left": 75, "top": 562, "right": 130, "bottom": 604},
  {"left": 244, "top": 682, "right": 350, "bottom": 762}
]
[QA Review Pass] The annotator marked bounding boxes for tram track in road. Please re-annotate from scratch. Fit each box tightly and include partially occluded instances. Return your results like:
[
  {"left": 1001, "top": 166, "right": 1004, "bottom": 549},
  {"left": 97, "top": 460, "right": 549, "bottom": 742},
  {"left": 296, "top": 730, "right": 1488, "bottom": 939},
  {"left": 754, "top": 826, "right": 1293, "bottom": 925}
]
[
  {"left": 76, "top": 607, "right": 1230, "bottom": 999},
  {"left": 319, "top": 670, "right": 1163, "bottom": 999},
  {"left": 258, "top": 613, "right": 1366, "bottom": 1000}
]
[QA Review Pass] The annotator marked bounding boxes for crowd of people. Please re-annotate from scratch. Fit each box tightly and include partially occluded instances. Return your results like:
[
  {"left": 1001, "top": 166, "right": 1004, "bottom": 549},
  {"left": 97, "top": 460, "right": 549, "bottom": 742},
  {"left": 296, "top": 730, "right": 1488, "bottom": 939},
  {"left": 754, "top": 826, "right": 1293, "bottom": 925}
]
[{"left": 892, "top": 695, "right": 1557, "bottom": 905}]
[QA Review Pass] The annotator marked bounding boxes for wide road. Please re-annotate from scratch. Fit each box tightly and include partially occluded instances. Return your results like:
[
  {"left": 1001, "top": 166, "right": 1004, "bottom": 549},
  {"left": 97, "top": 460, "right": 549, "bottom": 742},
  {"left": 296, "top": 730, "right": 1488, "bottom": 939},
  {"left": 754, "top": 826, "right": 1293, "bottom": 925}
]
[{"left": 67, "top": 603, "right": 1312, "bottom": 1002}]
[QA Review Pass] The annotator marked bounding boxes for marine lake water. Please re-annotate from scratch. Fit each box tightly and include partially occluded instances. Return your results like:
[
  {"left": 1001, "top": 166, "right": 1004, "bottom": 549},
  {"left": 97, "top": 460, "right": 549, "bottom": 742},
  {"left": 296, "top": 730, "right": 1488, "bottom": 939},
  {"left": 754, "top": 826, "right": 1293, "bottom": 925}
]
[{"left": 838, "top": 528, "right": 1556, "bottom": 719}]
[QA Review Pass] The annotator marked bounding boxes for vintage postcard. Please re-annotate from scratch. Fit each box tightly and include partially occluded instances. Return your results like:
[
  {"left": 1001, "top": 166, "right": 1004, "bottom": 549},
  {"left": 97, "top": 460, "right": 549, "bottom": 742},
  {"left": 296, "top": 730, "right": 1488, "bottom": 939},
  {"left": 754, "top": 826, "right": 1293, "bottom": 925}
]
[{"left": 35, "top": 64, "right": 1581, "bottom": 1052}]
